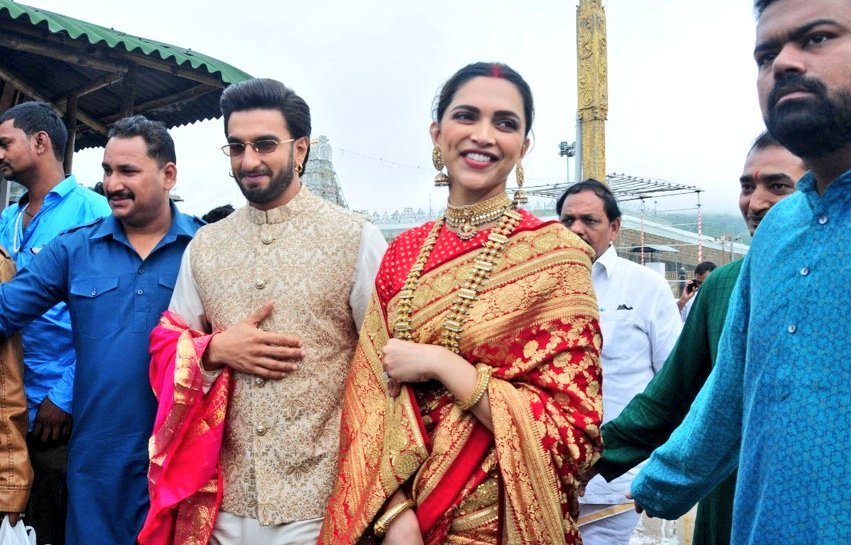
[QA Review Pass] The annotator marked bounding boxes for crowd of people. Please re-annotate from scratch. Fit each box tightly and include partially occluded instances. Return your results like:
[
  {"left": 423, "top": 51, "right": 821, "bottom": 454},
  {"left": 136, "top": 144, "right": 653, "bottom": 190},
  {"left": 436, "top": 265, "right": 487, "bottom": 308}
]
[{"left": 0, "top": 0, "right": 846, "bottom": 544}]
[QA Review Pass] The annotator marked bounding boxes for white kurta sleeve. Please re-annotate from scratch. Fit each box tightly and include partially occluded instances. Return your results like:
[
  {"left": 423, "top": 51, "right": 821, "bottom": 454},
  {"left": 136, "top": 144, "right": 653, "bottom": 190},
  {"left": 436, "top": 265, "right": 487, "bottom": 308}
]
[
  {"left": 168, "top": 242, "right": 221, "bottom": 390},
  {"left": 349, "top": 222, "right": 387, "bottom": 332},
  {"left": 647, "top": 276, "right": 684, "bottom": 373},
  {"left": 168, "top": 242, "right": 209, "bottom": 332}
]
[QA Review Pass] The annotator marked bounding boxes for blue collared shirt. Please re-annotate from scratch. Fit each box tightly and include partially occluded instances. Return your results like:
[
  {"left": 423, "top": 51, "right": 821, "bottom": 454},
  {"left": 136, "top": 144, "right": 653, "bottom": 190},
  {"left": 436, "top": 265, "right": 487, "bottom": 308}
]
[
  {"left": 631, "top": 170, "right": 851, "bottom": 544},
  {"left": 0, "top": 175, "right": 110, "bottom": 427},
  {"left": 0, "top": 204, "right": 202, "bottom": 545}
]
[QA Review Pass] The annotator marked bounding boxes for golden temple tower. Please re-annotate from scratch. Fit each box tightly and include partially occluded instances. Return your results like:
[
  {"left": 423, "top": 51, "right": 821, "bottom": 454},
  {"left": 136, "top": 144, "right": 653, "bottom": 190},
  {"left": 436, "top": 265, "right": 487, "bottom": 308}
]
[{"left": 576, "top": 0, "right": 608, "bottom": 182}]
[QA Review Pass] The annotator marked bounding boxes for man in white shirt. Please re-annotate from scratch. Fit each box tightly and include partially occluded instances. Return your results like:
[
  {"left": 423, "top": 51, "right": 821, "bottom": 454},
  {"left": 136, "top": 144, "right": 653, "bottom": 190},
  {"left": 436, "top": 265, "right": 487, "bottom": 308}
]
[{"left": 557, "top": 179, "right": 682, "bottom": 545}]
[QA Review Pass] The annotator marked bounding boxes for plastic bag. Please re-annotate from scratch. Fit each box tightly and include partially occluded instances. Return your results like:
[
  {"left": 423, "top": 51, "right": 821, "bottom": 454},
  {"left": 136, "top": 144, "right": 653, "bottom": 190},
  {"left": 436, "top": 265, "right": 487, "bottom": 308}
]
[{"left": 0, "top": 515, "right": 35, "bottom": 545}]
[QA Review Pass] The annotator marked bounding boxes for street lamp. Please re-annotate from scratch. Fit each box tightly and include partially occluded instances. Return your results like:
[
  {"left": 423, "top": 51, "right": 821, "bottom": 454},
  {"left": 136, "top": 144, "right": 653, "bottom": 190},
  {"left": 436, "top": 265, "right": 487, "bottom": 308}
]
[
  {"left": 714, "top": 234, "right": 742, "bottom": 264},
  {"left": 559, "top": 141, "right": 576, "bottom": 184}
]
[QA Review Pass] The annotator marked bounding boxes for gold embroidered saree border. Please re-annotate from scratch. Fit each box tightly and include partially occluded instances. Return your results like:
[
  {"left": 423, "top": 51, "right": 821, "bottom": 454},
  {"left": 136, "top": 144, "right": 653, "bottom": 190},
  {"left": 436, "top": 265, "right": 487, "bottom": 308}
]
[
  {"left": 451, "top": 504, "right": 499, "bottom": 532},
  {"left": 491, "top": 379, "right": 566, "bottom": 544},
  {"left": 319, "top": 291, "right": 429, "bottom": 543}
]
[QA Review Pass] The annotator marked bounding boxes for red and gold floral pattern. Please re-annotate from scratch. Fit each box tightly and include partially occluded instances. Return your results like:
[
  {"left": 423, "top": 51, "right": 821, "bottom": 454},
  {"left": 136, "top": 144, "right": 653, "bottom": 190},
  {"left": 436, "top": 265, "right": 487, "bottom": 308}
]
[{"left": 320, "top": 210, "right": 602, "bottom": 545}]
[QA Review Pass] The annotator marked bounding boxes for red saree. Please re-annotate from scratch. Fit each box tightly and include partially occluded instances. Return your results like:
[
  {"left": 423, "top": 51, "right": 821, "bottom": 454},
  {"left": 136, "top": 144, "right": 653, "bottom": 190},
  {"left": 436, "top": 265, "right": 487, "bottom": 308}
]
[
  {"left": 138, "top": 312, "right": 230, "bottom": 545},
  {"left": 320, "top": 210, "right": 603, "bottom": 545}
]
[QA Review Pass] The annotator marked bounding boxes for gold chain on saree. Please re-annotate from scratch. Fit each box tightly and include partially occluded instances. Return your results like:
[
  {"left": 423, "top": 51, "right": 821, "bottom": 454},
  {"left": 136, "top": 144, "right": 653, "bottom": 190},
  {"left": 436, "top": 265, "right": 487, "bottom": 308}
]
[{"left": 393, "top": 194, "right": 522, "bottom": 354}]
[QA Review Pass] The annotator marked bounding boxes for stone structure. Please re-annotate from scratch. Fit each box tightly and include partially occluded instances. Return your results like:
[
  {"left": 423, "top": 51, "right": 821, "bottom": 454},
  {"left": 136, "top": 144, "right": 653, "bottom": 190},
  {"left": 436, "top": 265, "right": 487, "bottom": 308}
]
[
  {"left": 302, "top": 135, "right": 348, "bottom": 208},
  {"left": 577, "top": 0, "right": 608, "bottom": 182}
]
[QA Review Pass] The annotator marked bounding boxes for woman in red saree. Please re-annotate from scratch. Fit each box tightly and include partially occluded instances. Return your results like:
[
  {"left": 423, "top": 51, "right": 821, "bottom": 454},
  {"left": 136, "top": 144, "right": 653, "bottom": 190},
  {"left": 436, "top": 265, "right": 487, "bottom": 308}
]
[{"left": 320, "top": 62, "right": 603, "bottom": 545}]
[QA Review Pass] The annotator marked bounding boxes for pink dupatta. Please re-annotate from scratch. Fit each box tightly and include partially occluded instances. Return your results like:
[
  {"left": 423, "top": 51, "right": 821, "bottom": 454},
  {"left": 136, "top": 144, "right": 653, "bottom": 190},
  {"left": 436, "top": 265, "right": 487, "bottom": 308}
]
[{"left": 138, "top": 311, "right": 230, "bottom": 545}]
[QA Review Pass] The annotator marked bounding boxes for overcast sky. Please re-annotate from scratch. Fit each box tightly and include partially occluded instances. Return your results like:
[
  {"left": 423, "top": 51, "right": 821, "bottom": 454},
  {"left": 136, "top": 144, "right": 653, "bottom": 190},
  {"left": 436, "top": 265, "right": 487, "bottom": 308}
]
[{"left": 25, "top": 0, "right": 767, "bottom": 219}]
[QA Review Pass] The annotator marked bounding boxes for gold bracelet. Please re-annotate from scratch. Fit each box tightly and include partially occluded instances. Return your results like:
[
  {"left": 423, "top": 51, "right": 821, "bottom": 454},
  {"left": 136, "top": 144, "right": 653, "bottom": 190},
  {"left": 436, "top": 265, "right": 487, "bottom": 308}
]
[
  {"left": 456, "top": 364, "right": 493, "bottom": 411},
  {"left": 374, "top": 498, "right": 416, "bottom": 537}
]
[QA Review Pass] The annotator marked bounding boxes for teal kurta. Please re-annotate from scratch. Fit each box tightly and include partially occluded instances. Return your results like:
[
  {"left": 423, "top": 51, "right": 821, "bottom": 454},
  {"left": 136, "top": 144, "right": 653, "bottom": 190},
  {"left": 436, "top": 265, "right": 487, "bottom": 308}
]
[{"left": 596, "top": 259, "right": 743, "bottom": 545}]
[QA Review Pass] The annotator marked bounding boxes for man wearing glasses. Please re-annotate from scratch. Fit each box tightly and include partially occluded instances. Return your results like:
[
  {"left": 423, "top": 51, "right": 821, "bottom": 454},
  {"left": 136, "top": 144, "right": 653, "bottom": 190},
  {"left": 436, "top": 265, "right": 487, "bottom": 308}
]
[{"left": 143, "top": 78, "right": 386, "bottom": 545}]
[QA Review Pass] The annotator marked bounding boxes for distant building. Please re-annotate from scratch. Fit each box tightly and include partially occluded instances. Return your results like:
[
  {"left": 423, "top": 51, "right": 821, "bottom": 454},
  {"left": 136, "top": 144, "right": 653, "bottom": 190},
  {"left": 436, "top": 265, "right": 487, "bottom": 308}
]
[{"left": 302, "top": 135, "right": 348, "bottom": 208}]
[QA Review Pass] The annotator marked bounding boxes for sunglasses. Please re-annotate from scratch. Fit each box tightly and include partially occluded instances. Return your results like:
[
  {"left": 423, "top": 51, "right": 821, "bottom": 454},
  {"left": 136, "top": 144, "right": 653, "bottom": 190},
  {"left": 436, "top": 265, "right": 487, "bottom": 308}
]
[{"left": 220, "top": 138, "right": 295, "bottom": 157}]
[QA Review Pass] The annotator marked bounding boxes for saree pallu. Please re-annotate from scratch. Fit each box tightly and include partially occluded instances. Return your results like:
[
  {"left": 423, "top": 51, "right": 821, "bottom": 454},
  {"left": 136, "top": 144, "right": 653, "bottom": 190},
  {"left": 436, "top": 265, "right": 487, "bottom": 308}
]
[
  {"left": 138, "top": 312, "right": 231, "bottom": 545},
  {"left": 320, "top": 213, "right": 603, "bottom": 545}
]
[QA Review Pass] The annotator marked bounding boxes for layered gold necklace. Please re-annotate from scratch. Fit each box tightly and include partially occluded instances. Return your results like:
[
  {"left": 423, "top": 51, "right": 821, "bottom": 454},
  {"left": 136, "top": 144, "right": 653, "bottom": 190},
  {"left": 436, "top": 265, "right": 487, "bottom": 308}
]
[
  {"left": 444, "top": 193, "right": 513, "bottom": 240},
  {"left": 394, "top": 198, "right": 521, "bottom": 354}
]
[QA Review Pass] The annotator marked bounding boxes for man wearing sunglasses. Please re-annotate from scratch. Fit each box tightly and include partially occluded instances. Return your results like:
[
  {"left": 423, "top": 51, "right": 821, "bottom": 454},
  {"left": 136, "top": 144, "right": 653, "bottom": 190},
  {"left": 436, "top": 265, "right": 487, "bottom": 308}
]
[{"left": 142, "top": 78, "right": 386, "bottom": 545}]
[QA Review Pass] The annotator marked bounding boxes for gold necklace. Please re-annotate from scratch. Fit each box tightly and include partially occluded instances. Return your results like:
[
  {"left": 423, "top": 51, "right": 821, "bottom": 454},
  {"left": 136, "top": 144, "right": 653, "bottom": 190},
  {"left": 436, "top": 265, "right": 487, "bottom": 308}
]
[
  {"left": 445, "top": 192, "right": 513, "bottom": 240},
  {"left": 394, "top": 206, "right": 522, "bottom": 354},
  {"left": 12, "top": 204, "right": 30, "bottom": 254}
]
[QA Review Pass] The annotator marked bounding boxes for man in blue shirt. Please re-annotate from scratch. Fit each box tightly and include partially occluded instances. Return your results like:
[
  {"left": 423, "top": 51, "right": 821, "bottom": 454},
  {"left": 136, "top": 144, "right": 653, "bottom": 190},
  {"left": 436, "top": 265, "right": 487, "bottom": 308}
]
[
  {"left": 0, "top": 101, "right": 110, "bottom": 544},
  {"left": 0, "top": 115, "right": 202, "bottom": 545},
  {"left": 631, "top": 1, "right": 851, "bottom": 543}
]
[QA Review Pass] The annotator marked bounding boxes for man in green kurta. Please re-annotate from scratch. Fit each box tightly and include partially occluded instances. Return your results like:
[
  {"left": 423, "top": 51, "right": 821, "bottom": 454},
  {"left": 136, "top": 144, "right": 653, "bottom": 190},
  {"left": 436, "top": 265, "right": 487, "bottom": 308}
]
[{"left": 593, "top": 133, "right": 805, "bottom": 545}]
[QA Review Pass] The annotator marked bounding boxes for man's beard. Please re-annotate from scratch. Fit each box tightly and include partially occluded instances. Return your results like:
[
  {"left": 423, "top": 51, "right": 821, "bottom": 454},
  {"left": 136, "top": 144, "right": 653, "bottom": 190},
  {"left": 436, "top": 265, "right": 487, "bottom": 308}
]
[
  {"left": 766, "top": 73, "right": 851, "bottom": 158},
  {"left": 0, "top": 162, "right": 21, "bottom": 182},
  {"left": 234, "top": 153, "right": 295, "bottom": 205}
]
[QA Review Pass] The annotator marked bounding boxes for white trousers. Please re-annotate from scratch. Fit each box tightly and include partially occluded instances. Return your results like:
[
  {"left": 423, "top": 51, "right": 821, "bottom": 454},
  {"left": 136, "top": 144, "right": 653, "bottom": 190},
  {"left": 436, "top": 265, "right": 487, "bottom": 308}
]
[
  {"left": 578, "top": 504, "right": 640, "bottom": 545},
  {"left": 210, "top": 512, "right": 323, "bottom": 545}
]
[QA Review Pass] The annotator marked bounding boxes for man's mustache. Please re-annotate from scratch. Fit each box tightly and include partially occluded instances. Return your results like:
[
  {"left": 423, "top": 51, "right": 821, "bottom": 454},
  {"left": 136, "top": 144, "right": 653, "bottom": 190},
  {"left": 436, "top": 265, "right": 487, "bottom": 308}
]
[
  {"left": 237, "top": 168, "right": 272, "bottom": 178},
  {"left": 768, "top": 73, "right": 827, "bottom": 109},
  {"left": 107, "top": 190, "right": 134, "bottom": 200}
]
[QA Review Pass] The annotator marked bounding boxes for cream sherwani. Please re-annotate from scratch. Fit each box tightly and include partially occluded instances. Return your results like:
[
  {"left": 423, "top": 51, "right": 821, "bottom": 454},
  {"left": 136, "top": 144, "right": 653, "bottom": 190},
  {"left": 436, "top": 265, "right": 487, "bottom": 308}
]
[{"left": 169, "top": 187, "right": 386, "bottom": 540}]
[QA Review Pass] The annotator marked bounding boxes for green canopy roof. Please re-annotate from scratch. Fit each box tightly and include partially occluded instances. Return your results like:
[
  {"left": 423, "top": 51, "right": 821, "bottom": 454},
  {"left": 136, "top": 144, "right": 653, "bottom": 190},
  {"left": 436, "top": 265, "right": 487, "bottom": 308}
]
[
  {"left": 0, "top": 0, "right": 251, "bottom": 152},
  {"left": 0, "top": 0, "right": 249, "bottom": 84}
]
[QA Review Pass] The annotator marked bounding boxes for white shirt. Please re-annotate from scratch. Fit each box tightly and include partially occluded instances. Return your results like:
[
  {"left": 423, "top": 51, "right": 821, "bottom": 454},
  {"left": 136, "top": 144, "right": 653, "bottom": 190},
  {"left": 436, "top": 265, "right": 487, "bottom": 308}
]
[
  {"left": 581, "top": 245, "right": 682, "bottom": 505},
  {"left": 680, "top": 294, "right": 696, "bottom": 322}
]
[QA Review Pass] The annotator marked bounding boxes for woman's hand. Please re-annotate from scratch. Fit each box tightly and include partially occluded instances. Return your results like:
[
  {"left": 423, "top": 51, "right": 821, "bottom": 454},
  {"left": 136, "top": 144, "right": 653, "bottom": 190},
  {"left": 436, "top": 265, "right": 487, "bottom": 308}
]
[
  {"left": 382, "top": 339, "right": 456, "bottom": 397},
  {"left": 383, "top": 508, "right": 424, "bottom": 545},
  {"left": 382, "top": 339, "right": 493, "bottom": 430}
]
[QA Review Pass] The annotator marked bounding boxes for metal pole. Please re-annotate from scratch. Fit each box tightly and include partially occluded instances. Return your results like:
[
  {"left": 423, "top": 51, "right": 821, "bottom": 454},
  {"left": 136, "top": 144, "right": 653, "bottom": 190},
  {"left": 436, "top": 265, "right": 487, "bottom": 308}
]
[
  {"left": 697, "top": 191, "right": 703, "bottom": 263},
  {"left": 566, "top": 155, "right": 570, "bottom": 185},
  {"left": 63, "top": 95, "right": 77, "bottom": 174},
  {"left": 559, "top": 141, "right": 576, "bottom": 185}
]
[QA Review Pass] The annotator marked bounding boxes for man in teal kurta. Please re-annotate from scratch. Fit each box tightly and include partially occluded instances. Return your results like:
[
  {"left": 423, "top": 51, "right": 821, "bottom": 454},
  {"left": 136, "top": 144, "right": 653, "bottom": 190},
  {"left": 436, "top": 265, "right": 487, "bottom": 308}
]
[{"left": 594, "top": 133, "right": 805, "bottom": 544}]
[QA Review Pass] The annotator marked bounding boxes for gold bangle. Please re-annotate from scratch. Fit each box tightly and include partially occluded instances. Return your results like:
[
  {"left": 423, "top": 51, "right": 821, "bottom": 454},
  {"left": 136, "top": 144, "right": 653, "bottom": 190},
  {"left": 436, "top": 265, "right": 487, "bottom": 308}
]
[
  {"left": 456, "top": 364, "right": 493, "bottom": 411},
  {"left": 374, "top": 498, "right": 416, "bottom": 537}
]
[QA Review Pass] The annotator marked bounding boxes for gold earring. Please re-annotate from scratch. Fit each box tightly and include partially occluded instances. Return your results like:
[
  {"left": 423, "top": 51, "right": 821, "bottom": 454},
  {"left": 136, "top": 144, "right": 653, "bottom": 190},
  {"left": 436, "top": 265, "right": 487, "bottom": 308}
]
[
  {"left": 513, "top": 162, "right": 528, "bottom": 205},
  {"left": 296, "top": 164, "right": 304, "bottom": 175},
  {"left": 432, "top": 146, "right": 449, "bottom": 187}
]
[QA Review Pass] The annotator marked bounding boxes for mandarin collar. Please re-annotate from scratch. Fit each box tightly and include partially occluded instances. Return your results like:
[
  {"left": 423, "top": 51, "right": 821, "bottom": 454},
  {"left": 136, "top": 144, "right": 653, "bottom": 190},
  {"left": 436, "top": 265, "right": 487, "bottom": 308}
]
[{"left": 246, "top": 184, "right": 316, "bottom": 225}]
